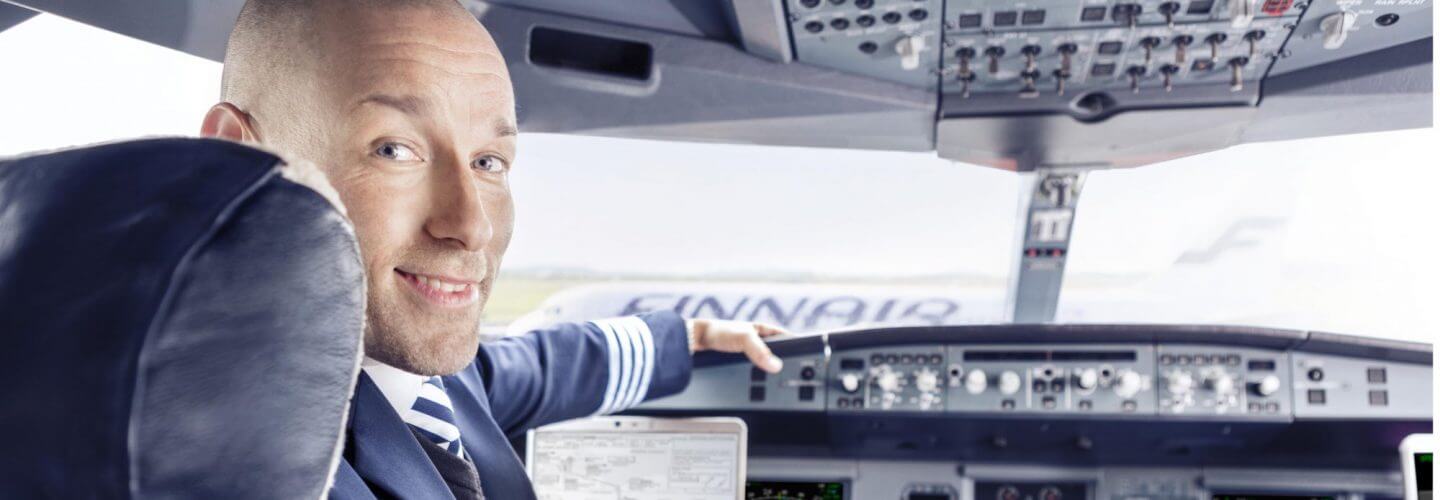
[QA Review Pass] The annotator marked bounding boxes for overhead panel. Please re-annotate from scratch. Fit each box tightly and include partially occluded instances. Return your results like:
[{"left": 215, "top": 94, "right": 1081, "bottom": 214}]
[{"left": 784, "top": 0, "right": 947, "bottom": 89}]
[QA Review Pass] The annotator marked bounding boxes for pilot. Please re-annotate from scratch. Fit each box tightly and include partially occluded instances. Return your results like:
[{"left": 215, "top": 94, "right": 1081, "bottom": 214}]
[{"left": 197, "top": 1, "right": 786, "bottom": 498}]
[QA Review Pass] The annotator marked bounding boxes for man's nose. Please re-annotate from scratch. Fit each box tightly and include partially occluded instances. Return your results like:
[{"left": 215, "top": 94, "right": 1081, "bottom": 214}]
[{"left": 423, "top": 158, "right": 494, "bottom": 251}]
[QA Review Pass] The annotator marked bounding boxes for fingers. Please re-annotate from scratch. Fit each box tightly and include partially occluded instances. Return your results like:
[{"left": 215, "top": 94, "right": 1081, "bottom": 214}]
[
  {"left": 742, "top": 330, "right": 784, "bottom": 374},
  {"left": 754, "top": 323, "right": 790, "bottom": 338}
]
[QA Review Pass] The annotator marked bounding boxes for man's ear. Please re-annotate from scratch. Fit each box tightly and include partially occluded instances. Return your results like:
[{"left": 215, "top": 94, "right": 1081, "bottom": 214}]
[{"left": 200, "top": 102, "right": 261, "bottom": 143}]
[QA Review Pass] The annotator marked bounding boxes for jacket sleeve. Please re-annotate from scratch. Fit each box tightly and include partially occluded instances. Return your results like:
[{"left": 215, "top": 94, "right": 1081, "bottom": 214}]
[{"left": 476, "top": 310, "right": 692, "bottom": 436}]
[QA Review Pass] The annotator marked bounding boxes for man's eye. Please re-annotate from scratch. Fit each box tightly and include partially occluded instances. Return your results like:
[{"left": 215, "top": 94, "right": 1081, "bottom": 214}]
[
  {"left": 374, "top": 142, "right": 421, "bottom": 162},
  {"left": 472, "top": 154, "right": 509, "bottom": 173}
]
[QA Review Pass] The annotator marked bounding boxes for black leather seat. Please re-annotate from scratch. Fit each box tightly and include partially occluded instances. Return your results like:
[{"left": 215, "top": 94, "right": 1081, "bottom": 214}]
[{"left": 0, "top": 139, "right": 365, "bottom": 498}]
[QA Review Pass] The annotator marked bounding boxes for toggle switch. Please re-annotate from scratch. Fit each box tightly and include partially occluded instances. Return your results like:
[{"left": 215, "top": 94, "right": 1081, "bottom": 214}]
[
  {"left": 1173, "top": 35, "right": 1194, "bottom": 64},
  {"left": 958, "top": 72, "right": 976, "bottom": 98},
  {"left": 956, "top": 47, "right": 976, "bottom": 79},
  {"left": 1127, "top": 65, "right": 1146, "bottom": 93},
  {"left": 1243, "top": 30, "right": 1265, "bottom": 58},
  {"left": 1205, "top": 33, "right": 1228, "bottom": 61},
  {"left": 1228, "top": 56, "right": 1249, "bottom": 91},
  {"left": 1021, "top": 45, "right": 1042, "bottom": 73},
  {"left": 1160, "top": 64, "right": 1180, "bottom": 92},
  {"left": 1057, "top": 43, "right": 1078, "bottom": 74},
  {"left": 1159, "top": 1, "right": 1181, "bottom": 27},
  {"left": 985, "top": 46, "right": 1006, "bottom": 75},
  {"left": 1019, "top": 70, "right": 1041, "bottom": 98},
  {"left": 1053, "top": 68, "right": 1070, "bottom": 95},
  {"left": 1139, "top": 36, "right": 1163, "bottom": 65}
]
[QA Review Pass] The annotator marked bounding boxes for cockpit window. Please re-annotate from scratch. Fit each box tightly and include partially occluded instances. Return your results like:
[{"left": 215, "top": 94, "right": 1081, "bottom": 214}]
[{"left": 3, "top": 14, "right": 1431, "bottom": 344}]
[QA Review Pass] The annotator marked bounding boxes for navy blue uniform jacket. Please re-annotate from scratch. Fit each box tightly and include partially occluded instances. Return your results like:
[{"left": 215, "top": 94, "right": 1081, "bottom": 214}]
[{"left": 328, "top": 311, "right": 692, "bottom": 499}]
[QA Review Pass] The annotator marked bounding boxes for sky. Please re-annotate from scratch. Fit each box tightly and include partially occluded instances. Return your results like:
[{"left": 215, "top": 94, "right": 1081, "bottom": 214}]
[{"left": 2, "top": 13, "right": 1438, "bottom": 342}]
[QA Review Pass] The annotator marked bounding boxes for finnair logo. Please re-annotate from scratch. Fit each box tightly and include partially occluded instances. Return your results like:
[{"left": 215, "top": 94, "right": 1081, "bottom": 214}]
[{"left": 617, "top": 294, "right": 963, "bottom": 331}]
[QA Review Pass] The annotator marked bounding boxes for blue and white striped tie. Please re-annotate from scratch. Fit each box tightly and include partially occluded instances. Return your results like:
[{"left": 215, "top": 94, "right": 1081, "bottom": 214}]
[{"left": 405, "top": 376, "right": 465, "bottom": 457}]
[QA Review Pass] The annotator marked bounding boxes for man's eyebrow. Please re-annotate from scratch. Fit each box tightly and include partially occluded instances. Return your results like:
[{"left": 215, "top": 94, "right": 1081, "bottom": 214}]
[
  {"left": 357, "top": 93, "right": 430, "bottom": 116},
  {"left": 494, "top": 121, "right": 519, "bottom": 138}
]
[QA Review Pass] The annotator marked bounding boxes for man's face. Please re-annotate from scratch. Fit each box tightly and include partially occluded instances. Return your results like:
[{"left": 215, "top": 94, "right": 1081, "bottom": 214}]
[{"left": 297, "top": 7, "right": 517, "bottom": 375}]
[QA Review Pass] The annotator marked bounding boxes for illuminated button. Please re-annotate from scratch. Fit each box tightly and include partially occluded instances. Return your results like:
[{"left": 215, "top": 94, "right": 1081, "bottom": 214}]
[
  {"left": 1367, "top": 367, "right": 1387, "bottom": 383},
  {"left": 1307, "top": 389, "right": 1326, "bottom": 405},
  {"left": 799, "top": 386, "right": 815, "bottom": 401},
  {"left": 1081, "top": 6, "right": 1107, "bottom": 21},
  {"left": 1369, "top": 390, "right": 1388, "bottom": 406},
  {"left": 958, "top": 13, "right": 983, "bottom": 28},
  {"left": 750, "top": 386, "right": 766, "bottom": 402},
  {"left": 751, "top": 367, "right": 767, "bottom": 382},
  {"left": 1187, "top": 0, "right": 1216, "bottom": 14},
  {"left": 993, "top": 11, "right": 1018, "bottom": 26},
  {"left": 1097, "top": 41, "right": 1123, "bottom": 55},
  {"left": 1090, "top": 63, "right": 1116, "bottom": 76},
  {"left": 1022, "top": 9, "right": 1047, "bottom": 25}
]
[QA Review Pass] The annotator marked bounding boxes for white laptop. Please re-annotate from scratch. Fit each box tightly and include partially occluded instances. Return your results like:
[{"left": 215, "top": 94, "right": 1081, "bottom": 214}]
[{"left": 526, "top": 416, "right": 747, "bottom": 500}]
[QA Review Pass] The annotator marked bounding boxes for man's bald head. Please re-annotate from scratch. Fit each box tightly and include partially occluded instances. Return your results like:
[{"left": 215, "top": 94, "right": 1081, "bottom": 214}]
[{"left": 205, "top": 0, "right": 519, "bottom": 376}]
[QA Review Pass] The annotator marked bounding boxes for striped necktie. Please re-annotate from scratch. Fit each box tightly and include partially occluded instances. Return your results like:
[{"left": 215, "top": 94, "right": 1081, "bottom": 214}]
[{"left": 405, "top": 376, "right": 465, "bottom": 457}]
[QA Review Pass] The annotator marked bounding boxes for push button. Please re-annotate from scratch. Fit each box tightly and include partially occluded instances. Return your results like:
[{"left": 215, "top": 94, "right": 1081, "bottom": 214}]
[
  {"left": 799, "top": 386, "right": 815, "bottom": 401},
  {"left": 993, "top": 11, "right": 1018, "bottom": 26},
  {"left": 1368, "top": 390, "right": 1388, "bottom": 406},
  {"left": 1367, "top": 367, "right": 1387, "bottom": 383},
  {"left": 751, "top": 366, "right": 767, "bottom": 382},
  {"left": 750, "top": 386, "right": 766, "bottom": 402},
  {"left": 958, "top": 13, "right": 983, "bottom": 28},
  {"left": 1306, "top": 389, "right": 1325, "bottom": 405}
]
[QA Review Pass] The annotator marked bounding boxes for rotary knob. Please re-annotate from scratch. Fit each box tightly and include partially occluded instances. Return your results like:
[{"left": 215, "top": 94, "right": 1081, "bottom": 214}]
[
  {"left": 1114, "top": 370, "right": 1143, "bottom": 398},
  {"left": 840, "top": 373, "right": 862, "bottom": 393},
  {"left": 915, "top": 368, "right": 940, "bottom": 393},
  {"left": 998, "top": 370, "right": 1022, "bottom": 395},
  {"left": 1203, "top": 370, "right": 1235, "bottom": 395},
  {"left": 1074, "top": 368, "right": 1099, "bottom": 391},
  {"left": 1252, "top": 374, "right": 1281, "bottom": 397},
  {"left": 965, "top": 369, "right": 988, "bottom": 394},
  {"left": 876, "top": 370, "right": 901, "bottom": 393},
  {"left": 1166, "top": 370, "right": 1194, "bottom": 395}
]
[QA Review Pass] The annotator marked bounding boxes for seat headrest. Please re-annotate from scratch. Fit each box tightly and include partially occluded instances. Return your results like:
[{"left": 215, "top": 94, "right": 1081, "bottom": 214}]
[{"left": 0, "top": 138, "right": 365, "bottom": 498}]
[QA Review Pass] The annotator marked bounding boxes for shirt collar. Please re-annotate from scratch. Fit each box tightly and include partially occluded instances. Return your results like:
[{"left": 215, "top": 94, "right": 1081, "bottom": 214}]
[{"left": 360, "top": 357, "right": 426, "bottom": 414}]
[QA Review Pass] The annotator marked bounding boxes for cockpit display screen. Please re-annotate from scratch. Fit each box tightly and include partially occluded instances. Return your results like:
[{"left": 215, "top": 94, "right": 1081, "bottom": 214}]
[
  {"left": 1213, "top": 495, "right": 1336, "bottom": 500},
  {"left": 746, "top": 480, "right": 845, "bottom": 500},
  {"left": 1417, "top": 453, "right": 1433, "bottom": 497}
]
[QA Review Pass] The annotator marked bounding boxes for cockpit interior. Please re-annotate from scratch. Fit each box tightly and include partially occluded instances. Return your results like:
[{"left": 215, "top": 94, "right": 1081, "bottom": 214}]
[{"left": 0, "top": 0, "right": 1433, "bottom": 498}]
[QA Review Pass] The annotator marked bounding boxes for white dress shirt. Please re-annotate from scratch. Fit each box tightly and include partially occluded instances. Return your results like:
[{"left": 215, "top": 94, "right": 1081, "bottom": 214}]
[{"left": 361, "top": 357, "right": 426, "bottom": 414}]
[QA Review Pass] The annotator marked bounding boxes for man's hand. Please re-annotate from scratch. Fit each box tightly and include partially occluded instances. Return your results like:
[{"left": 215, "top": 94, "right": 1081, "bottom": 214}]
[{"left": 686, "top": 319, "right": 789, "bottom": 374}]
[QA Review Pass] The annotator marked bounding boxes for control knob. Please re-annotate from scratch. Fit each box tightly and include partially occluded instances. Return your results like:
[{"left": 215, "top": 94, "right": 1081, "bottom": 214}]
[
  {"left": 1166, "top": 370, "right": 1195, "bottom": 395},
  {"left": 876, "top": 368, "right": 901, "bottom": 393},
  {"left": 1203, "top": 370, "right": 1236, "bottom": 395},
  {"left": 840, "top": 373, "right": 862, "bottom": 393},
  {"left": 964, "top": 369, "right": 988, "bottom": 394},
  {"left": 915, "top": 367, "right": 940, "bottom": 393},
  {"left": 1074, "top": 368, "right": 1099, "bottom": 391},
  {"left": 1252, "top": 374, "right": 1281, "bottom": 397},
  {"left": 1114, "top": 370, "right": 1143, "bottom": 398},
  {"left": 998, "top": 370, "right": 1022, "bottom": 395}
]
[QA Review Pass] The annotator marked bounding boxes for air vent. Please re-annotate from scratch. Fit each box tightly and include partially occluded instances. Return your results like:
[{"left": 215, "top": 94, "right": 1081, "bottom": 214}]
[{"left": 528, "top": 27, "right": 652, "bottom": 81}]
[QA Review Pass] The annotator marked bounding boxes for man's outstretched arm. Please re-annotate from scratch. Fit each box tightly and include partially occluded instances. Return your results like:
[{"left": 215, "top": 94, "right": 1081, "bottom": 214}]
[{"left": 476, "top": 311, "right": 785, "bottom": 436}]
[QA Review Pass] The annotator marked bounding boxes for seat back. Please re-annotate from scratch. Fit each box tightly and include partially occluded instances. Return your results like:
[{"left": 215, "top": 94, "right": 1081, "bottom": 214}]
[{"left": 0, "top": 139, "right": 365, "bottom": 498}]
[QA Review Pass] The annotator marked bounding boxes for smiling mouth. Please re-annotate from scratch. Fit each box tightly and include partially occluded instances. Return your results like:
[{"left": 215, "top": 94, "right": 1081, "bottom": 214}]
[{"left": 395, "top": 269, "right": 481, "bottom": 308}]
